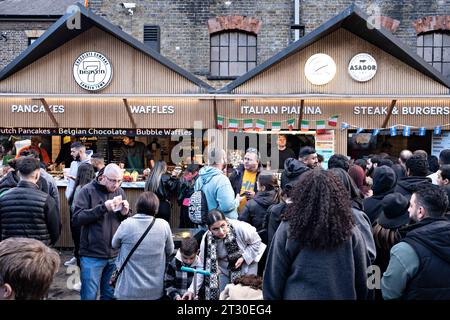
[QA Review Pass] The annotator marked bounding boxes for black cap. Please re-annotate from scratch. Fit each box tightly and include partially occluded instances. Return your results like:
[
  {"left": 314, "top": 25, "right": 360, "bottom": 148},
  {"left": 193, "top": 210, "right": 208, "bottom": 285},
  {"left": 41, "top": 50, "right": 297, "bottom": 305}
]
[{"left": 378, "top": 192, "right": 410, "bottom": 229}]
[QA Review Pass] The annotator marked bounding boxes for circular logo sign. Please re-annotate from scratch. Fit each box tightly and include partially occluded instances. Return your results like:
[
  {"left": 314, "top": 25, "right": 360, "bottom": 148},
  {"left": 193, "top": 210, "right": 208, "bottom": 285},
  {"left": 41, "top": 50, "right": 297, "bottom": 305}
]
[
  {"left": 73, "top": 52, "right": 112, "bottom": 91},
  {"left": 304, "top": 53, "right": 337, "bottom": 86},
  {"left": 348, "top": 53, "right": 377, "bottom": 82}
]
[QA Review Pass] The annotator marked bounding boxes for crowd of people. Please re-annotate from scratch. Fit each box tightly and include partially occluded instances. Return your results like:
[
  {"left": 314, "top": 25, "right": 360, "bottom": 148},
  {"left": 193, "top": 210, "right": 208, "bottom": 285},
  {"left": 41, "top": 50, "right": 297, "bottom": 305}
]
[{"left": 1, "top": 134, "right": 450, "bottom": 300}]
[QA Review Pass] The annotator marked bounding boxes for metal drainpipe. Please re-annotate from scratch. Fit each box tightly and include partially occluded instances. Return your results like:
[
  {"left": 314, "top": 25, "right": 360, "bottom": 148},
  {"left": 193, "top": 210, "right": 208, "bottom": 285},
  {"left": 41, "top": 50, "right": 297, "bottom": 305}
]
[{"left": 294, "top": 0, "right": 300, "bottom": 41}]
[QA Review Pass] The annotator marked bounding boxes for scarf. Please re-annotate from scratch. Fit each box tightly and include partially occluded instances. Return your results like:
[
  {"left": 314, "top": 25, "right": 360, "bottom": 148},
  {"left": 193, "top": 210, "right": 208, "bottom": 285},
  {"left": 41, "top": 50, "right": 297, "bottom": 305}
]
[{"left": 205, "top": 221, "right": 243, "bottom": 300}]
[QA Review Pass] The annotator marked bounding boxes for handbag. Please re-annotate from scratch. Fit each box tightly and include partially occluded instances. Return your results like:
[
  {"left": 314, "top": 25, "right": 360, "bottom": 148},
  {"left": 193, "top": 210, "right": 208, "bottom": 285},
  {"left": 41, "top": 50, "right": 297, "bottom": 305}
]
[{"left": 109, "top": 216, "right": 156, "bottom": 288}]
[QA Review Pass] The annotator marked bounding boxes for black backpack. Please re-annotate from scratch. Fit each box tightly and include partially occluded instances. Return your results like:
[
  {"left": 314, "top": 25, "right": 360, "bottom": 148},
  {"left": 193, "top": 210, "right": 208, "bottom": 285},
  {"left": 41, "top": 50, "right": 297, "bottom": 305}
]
[{"left": 188, "top": 181, "right": 209, "bottom": 225}]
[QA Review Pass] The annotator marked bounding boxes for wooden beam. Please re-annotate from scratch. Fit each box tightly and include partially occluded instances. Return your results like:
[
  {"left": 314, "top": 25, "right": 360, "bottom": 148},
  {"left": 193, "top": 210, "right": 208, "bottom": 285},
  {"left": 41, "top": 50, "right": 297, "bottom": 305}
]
[
  {"left": 297, "top": 99, "right": 304, "bottom": 129},
  {"left": 122, "top": 99, "right": 136, "bottom": 129},
  {"left": 213, "top": 98, "right": 218, "bottom": 129},
  {"left": 39, "top": 98, "right": 59, "bottom": 127},
  {"left": 381, "top": 99, "right": 397, "bottom": 128}
]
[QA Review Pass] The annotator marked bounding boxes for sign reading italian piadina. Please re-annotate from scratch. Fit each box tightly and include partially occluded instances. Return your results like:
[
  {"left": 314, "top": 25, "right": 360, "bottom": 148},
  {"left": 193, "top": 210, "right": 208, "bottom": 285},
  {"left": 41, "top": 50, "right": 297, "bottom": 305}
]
[{"left": 239, "top": 105, "right": 450, "bottom": 116}]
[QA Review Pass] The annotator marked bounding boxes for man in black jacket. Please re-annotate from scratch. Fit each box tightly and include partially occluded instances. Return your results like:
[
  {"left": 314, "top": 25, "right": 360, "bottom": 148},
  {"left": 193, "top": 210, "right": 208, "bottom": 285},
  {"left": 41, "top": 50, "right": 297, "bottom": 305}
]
[
  {"left": 395, "top": 154, "right": 432, "bottom": 200},
  {"left": 72, "top": 163, "right": 130, "bottom": 300},
  {"left": 229, "top": 148, "right": 262, "bottom": 213},
  {"left": 0, "top": 157, "right": 60, "bottom": 245},
  {"left": 381, "top": 184, "right": 450, "bottom": 299}
]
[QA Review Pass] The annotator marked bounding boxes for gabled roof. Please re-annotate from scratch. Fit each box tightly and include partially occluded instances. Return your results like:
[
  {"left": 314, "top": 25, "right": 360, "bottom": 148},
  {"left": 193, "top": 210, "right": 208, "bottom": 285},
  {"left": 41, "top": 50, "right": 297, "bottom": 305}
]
[
  {"left": 0, "top": 3, "right": 214, "bottom": 92},
  {"left": 220, "top": 5, "right": 450, "bottom": 93},
  {"left": 0, "top": 0, "right": 82, "bottom": 18}
]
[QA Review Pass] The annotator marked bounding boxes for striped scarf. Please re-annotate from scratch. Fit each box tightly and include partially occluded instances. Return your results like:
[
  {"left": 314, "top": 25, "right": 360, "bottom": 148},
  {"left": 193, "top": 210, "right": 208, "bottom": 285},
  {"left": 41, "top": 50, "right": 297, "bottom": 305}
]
[{"left": 205, "top": 221, "right": 243, "bottom": 300}]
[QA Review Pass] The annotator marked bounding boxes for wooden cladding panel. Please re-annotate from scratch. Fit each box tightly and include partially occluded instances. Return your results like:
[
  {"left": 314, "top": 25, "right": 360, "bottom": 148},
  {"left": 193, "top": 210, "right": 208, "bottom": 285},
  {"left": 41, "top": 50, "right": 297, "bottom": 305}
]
[
  {"left": 0, "top": 97, "right": 213, "bottom": 128},
  {"left": 0, "top": 28, "right": 202, "bottom": 94},
  {"left": 55, "top": 187, "right": 72, "bottom": 248},
  {"left": 385, "top": 99, "right": 450, "bottom": 128},
  {"left": 216, "top": 98, "right": 450, "bottom": 130},
  {"left": 234, "top": 29, "right": 448, "bottom": 95}
]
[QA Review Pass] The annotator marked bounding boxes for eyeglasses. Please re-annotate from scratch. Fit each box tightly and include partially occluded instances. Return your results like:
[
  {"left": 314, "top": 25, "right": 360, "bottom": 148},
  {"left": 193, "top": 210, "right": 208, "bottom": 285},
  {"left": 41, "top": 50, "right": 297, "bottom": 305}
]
[{"left": 105, "top": 176, "right": 123, "bottom": 184}]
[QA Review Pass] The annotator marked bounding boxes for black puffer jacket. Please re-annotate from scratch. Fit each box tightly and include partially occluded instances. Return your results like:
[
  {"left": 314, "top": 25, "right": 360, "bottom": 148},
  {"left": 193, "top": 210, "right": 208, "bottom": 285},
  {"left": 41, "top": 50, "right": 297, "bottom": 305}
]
[
  {"left": 238, "top": 190, "right": 278, "bottom": 231},
  {"left": 0, "top": 171, "right": 48, "bottom": 196},
  {"left": 0, "top": 180, "right": 60, "bottom": 245},
  {"left": 280, "top": 158, "right": 310, "bottom": 191},
  {"left": 266, "top": 202, "right": 287, "bottom": 247},
  {"left": 395, "top": 176, "right": 432, "bottom": 200}
]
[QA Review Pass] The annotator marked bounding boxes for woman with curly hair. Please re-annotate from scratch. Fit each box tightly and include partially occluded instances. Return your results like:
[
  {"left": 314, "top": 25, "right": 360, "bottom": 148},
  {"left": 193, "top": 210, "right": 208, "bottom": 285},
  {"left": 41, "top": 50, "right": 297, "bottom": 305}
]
[{"left": 263, "top": 169, "right": 369, "bottom": 300}]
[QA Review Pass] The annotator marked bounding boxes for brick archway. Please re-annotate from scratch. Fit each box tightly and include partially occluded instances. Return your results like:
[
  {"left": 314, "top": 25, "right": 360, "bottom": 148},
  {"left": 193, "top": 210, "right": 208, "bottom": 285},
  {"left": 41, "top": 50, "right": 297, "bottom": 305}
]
[
  {"left": 207, "top": 16, "right": 262, "bottom": 34},
  {"left": 413, "top": 16, "right": 450, "bottom": 34}
]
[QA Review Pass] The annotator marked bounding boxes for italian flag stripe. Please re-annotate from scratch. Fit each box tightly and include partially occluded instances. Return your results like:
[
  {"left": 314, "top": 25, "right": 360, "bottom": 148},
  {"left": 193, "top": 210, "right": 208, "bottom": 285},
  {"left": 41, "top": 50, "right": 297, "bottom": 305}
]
[
  {"left": 229, "top": 119, "right": 238, "bottom": 128},
  {"left": 243, "top": 119, "right": 253, "bottom": 129},
  {"left": 301, "top": 119, "right": 309, "bottom": 131},
  {"left": 271, "top": 122, "right": 281, "bottom": 131},
  {"left": 328, "top": 115, "right": 338, "bottom": 126}
]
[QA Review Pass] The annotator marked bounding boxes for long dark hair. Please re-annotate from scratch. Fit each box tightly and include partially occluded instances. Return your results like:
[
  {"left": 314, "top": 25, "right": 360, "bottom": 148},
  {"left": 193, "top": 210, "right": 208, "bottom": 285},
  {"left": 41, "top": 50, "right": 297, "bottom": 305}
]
[
  {"left": 257, "top": 173, "right": 280, "bottom": 204},
  {"left": 284, "top": 169, "right": 355, "bottom": 249},
  {"left": 68, "top": 163, "right": 95, "bottom": 206},
  {"left": 145, "top": 160, "right": 166, "bottom": 193}
]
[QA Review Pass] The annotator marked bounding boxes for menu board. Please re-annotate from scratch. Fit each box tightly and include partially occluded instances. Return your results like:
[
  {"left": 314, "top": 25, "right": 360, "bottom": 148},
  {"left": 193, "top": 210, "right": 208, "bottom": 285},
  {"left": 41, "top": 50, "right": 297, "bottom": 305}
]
[
  {"left": 315, "top": 130, "right": 335, "bottom": 169},
  {"left": 95, "top": 137, "right": 109, "bottom": 162},
  {"left": 432, "top": 131, "right": 450, "bottom": 158},
  {"left": 108, "top": 136, "right": 124, "bottom": 165}
]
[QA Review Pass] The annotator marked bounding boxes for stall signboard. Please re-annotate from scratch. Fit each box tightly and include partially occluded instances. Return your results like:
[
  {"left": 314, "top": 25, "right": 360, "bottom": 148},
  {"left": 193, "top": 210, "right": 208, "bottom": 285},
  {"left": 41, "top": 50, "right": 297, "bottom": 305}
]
[
  {"left": 432, "top": 131, "right": 450, "bottom": 158},
  {"left": 0, "top": 127, "right": 192, "bottom": 136},
  {"left": 315, "top": 130, "right": 334, "bottom": 169}
]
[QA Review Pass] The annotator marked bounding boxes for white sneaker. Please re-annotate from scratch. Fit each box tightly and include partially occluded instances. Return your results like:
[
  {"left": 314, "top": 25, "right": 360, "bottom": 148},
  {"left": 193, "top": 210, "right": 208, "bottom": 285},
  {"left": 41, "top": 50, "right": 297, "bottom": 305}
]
[
  {"left": 64, "top": 257, "right": 77, "bottom": 266},
  {"left": 72, "top": 282, "right": 81, "bottom": 292}
]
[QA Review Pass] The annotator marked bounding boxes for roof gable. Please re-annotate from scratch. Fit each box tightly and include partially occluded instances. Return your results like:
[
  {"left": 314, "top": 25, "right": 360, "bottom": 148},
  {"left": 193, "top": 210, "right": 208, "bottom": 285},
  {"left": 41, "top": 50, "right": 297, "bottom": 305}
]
[
  {"left": 0, "top": 4, "right": 213, "bottom": 92},
  {"left": 221, "top": 5, "right": 450, "bottom": 93}
]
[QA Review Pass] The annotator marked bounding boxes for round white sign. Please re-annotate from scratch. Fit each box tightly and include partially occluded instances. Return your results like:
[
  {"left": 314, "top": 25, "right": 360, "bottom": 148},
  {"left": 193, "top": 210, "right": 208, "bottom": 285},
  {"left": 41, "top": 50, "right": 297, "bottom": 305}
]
[
  {"left": 304, "top": 53, "right": 337, "bottom": 86},
  {"left": 348, "top": 53, "right": 377, "bottom": 82},
  {"left": 73, "top": 52, "right": 112, "bottom": 91}
]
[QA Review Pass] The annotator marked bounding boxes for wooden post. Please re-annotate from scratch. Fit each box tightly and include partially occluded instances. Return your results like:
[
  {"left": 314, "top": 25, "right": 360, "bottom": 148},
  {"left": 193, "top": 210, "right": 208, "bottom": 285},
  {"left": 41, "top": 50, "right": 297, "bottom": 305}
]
[
  {"left": 297, "top": 99, "right": 304, "bottom": 130},
  {"left": 123, "top": 98, "right": 137, "bottom": 129},
  {"left": 381, "top": 100, "right": 397, "bottom": 128},
  {"left": 39, "top": 98, "right": 59, "bottom": 127}
]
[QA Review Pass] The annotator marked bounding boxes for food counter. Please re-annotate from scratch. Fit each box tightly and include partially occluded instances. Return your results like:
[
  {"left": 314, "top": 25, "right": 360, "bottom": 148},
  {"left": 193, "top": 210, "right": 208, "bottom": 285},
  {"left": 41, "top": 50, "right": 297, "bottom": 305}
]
[{"left": 54, "top": 178, "right": 181, "bottom": 248}]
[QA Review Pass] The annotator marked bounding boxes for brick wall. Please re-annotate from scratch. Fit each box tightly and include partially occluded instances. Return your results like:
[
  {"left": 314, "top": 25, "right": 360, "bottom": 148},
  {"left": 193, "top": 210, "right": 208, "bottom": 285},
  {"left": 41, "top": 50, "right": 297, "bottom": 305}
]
[
  {"left": 91, "top": 0, "right": 293, "bottom": 86},
  {"left": 301, "top": 0, "right": 450, "bottom": 50},
  {"left": 1, "top": 1, "right": 448, "bottom": 85},
  {"left": 0, "top": 21, "right": 53, "bottom": 70}
]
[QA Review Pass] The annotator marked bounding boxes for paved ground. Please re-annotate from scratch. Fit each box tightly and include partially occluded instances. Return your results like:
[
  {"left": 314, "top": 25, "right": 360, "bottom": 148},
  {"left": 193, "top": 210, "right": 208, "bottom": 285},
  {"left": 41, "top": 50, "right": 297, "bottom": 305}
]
[{"left": 47, "top": 249, "right": 81, "bottom": 300}]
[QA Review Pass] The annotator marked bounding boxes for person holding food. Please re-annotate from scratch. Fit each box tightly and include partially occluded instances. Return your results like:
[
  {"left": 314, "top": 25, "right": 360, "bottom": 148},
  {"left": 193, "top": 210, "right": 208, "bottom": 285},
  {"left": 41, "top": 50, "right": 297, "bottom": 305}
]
[{"left": 72, "top": 163, "right": 130, "bottom": 300}]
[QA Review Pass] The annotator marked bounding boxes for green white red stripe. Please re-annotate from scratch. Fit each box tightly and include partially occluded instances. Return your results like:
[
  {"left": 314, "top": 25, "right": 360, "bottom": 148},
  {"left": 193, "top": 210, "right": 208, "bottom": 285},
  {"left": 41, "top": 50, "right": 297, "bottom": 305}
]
[
  {"left": 229, "top": 118, "right": 238, "bottom": 130},
  {"left": 255, "top": 119, "right": 266, "bottom": 131},
  {"left": 301, "top": 119, "right": 309, "bottom": 131},
  {"left": 328, "top": 115, "right": 338, "bottom": 127},
  {"left": 271, "top": 121, "right": 281, "bottom": 131},
  {"left": 287, "top": 118, "right": 296, "bottom": 130},
  {"left": 316, "top": 120, "right": 326, "bottom": 133},
  {"left": 217, "top": 115, "right": 223, "bottom": 129},
  {"left": 243, "top": 119, "right": 253, "bottom": 130}
]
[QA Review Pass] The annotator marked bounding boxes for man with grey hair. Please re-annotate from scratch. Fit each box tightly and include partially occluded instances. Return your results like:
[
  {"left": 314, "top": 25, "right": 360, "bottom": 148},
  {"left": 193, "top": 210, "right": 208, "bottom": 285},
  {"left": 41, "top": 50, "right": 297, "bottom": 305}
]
[
  {"left": 399, "top": 150, "right": 413, "bottom": 168},
  {"left": 73, "top": 163, "right": 130, "bottom": 300},
  {"left": 229, "top": 148, "right": 263, "bottom": 213},
  {"left": 194, "top": 147, "right": 238, "bottom": 219}
]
